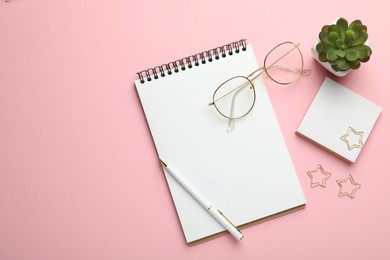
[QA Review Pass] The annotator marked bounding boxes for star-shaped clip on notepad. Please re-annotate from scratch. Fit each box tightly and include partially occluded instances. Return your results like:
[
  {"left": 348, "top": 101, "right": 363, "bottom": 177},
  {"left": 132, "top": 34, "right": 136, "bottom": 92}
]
[
  {"left": 340, "top": 127, "right": 364, "bottom": 150},
  {"left": 336, "top": 174, "right": 361, "bottom": 198},
  {"left": 306, "top": 164, "right": 332, "bottom": 188}
]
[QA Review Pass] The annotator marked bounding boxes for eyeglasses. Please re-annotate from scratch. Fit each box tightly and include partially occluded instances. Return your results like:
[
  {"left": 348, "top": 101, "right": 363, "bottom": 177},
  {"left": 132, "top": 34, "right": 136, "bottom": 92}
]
[{"left": 208, "top": 41, "right": 311, "bottom": 131}]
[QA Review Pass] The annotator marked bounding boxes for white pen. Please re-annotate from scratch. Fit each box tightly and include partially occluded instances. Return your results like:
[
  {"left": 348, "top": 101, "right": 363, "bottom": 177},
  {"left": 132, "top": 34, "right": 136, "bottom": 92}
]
[{"left": 159, "top": 159, "right": 243, "bottom": 240}]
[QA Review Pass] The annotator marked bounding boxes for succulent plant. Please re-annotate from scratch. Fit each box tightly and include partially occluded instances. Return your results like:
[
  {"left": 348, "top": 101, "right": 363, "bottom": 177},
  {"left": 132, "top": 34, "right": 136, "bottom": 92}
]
[{"left": 316, "top": 17, "right": 372, "bottom": 72}]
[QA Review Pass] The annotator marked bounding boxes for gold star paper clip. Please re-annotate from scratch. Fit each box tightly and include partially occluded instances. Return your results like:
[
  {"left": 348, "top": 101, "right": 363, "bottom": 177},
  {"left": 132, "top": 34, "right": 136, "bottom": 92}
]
[
  {"left": 306, "top": 164, "right": 332, "bottom": 188},
  {"left": 340, "top": 127, "right": 364, "bottom": 150},
  {"left": 336, "top": 174, "right": 361, "bottom": 198}
]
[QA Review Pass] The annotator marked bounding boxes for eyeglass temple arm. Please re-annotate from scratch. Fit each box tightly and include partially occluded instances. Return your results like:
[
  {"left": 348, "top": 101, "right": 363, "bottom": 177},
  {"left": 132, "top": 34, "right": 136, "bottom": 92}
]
[
  {"left": 226, "top": 80, "right": 253, "bottom": 131},
  {"left": 247, "top": 65, "right": 311, "bottom": 82},
  {"left": 264, "top": 64, "right": 311, "bottom": 76}
]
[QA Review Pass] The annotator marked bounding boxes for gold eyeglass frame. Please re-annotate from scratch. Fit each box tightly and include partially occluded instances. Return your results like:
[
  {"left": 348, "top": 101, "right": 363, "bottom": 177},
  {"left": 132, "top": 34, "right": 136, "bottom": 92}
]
[{"left": 208, "top": 41, "right": 311, "bottom": 128}]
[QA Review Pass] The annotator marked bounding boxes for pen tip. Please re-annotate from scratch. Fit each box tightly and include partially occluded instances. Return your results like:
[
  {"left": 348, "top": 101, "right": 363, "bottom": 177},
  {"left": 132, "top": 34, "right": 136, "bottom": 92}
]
[{"left": 159, "top": 159, "right": 167, "bottom": 167}]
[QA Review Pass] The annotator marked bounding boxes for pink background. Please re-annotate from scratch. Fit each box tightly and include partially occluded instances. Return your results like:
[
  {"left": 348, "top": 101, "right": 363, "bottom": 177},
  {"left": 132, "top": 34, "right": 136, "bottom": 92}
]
[{"left": 1, "top": 0, "right": 389, "bottom": 259}]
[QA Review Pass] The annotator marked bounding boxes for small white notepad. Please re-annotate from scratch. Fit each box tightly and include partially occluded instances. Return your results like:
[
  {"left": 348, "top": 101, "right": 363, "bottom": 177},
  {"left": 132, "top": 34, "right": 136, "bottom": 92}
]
[
  {"left": 135, "top": 42, "right": 306, "bottom": 244},
  {"left": 297, "top": 77, "right": 382, "bottom": 163}
]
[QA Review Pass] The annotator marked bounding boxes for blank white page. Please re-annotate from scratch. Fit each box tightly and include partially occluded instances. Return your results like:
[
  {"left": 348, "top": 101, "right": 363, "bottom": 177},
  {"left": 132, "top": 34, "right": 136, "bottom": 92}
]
[
  {"left": 297, "top": 77, "right": 382, "bottom": 163},
  {"left": 135, "top": 44, "right": 306, "bottom": 244}
]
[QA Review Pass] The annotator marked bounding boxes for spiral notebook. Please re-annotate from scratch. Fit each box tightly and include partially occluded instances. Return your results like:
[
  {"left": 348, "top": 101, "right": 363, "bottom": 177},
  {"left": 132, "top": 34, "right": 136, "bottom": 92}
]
[{"left": 135, "top": 40, "right": 306, "bottom": 245}]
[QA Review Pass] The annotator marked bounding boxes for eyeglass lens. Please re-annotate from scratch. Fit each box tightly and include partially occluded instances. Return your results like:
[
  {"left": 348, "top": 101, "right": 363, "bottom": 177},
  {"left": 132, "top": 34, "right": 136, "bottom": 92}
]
[
  {"left": 213, "top": 76, "right": 255, "bottom": 119},
  {"left": 264, "top": 42, "right": 304, "bottom": 85}
]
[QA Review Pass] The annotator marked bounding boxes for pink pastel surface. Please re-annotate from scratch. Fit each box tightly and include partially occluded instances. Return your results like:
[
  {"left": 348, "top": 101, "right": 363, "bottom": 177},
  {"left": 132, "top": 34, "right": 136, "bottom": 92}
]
[{"left": 1, "top": 0, "right": 389, "bottom": 259}]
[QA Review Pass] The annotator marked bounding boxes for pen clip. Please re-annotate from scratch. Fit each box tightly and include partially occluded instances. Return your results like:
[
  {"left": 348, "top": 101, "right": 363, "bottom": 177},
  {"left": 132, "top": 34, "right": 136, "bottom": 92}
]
[{"left": 217, "top": 209, "right": 240, "bottom": 230}]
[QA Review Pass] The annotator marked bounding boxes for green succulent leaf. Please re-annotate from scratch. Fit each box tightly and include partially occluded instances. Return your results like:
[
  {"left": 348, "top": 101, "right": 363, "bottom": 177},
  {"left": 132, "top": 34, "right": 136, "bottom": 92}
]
[
  {"left": 352, "top": 45, "right": 372, "bottom": 60},
  {"left": 360, "top": 56, "right": 370, "bottom": 63},
  {"left": 346, "top": 49, "right": 359, "bottom": 61},
  {"left": 321, "top": 25, "right": 330, "bottom": 32},
  {"left": 344, "top": 30, "right": 355, "bottom": 47},
  {"left": 320, "top": 41, "right": 337, "bottom": 52},
  {"left": 353, "top": 31, "right": 368, "bottom": 45},
  {"left": 345, "top": 30, "right": 355, "bottom": 41},
  {"left": 337, "top": 17, "right": 348, "bottom": 30},
  {"left": 316, "top": 42, "right": 323, "bottom": 52},
  {"left": 350, "top": 22, "right": 363, "bottom": 40},
  {"left": 328, "top": 31, "right": 339, "bottom": 44},
  {"left": 328, "top": 24, "right": 340, "bottom": 33},
  {"left": 337, "top": 50, "right": 346, "bottom": 58},
  {"left": 318, "top": 52, "right": 328, "bottom": 62},
  {"left": 336, "top": 59, "right": 349, "bottom": 71},
  {"left": 336, "top": 39, "right": 346, "bottom": 49},
  {"left": 327, "top": 49, "right": 339, "bottom": 61},
  {"left": 319, "top": 31, "right": 329, "bottom": 42},
  {"left": 348, "top": 59, "right": 361, "bottom": 69},
  {"left": 348, "top": 20, "right": 363, "bottom": 30}
]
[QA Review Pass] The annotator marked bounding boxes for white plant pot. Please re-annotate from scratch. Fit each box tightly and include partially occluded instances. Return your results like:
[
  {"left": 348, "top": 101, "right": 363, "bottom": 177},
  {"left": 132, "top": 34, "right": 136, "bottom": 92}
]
[{"left": 312, "top": 18, "right": 370, "bottom": 77}]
